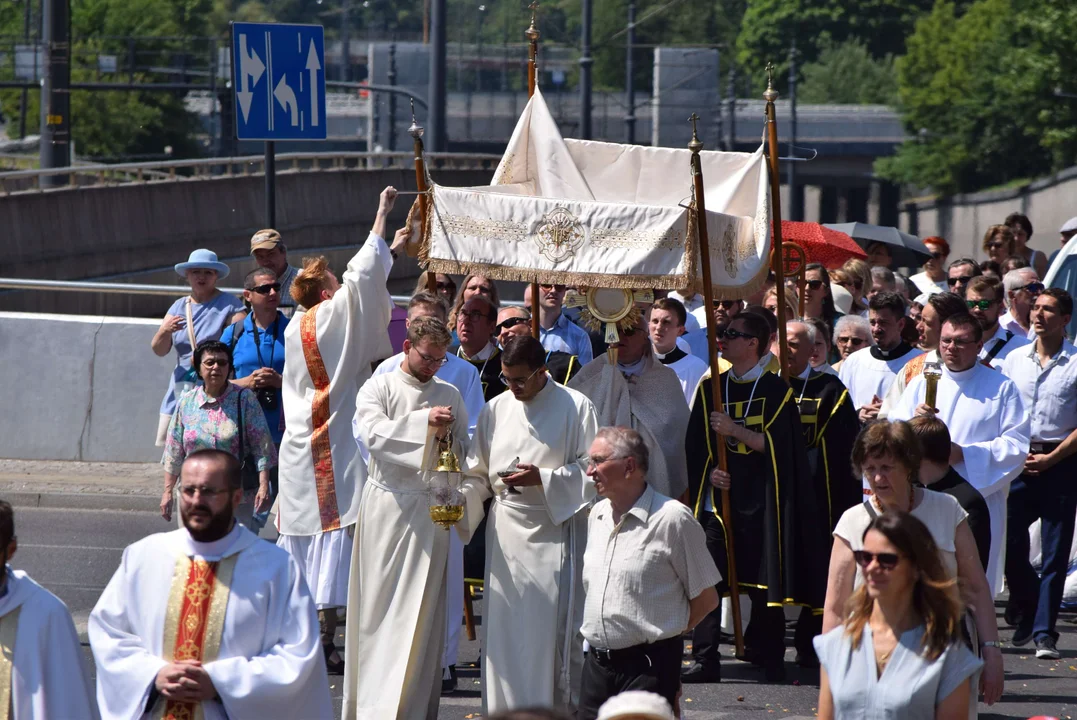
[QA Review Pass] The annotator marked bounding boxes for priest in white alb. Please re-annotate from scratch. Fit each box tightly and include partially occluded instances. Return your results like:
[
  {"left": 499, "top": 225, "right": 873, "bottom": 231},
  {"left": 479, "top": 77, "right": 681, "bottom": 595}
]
[
  {"left": 90, "top": 449, "right": 330, "bottom": 720},
  {"left": 343, "top": 316, "right": 470, "bottom": 719},
  {"left": 0, "top": 500, "right": 97, "bottom": 719},
  {"left": 457, "top": 335, "right": 599, "bottom": 714},
  {"left": 276, "top": 186, "right": 404, "bottom": 670},
  {"left": 890, "top": 313, "right": 1030, "bottom": 594}
]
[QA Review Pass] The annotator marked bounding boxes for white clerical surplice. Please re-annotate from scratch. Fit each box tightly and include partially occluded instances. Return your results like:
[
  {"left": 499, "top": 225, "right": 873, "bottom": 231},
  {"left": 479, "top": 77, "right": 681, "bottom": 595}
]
[
  {"left": 89, "top": 524, "right": 331, "bottom": 720},
  {"left": 890, "top": 363, "right": 1030, "bottom": 594},
  {"left": 343, "top": 366, "right": 469, "bottom": 719},
  {"left": 458, "top": 379, "right": 599, "bottom": 714}
]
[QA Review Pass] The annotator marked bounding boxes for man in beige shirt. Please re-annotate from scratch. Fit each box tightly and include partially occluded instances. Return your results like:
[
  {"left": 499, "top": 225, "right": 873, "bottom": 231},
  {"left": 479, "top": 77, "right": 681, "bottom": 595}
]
[{"left": 578, "top": 426, "right": 720, "bottom": 720}]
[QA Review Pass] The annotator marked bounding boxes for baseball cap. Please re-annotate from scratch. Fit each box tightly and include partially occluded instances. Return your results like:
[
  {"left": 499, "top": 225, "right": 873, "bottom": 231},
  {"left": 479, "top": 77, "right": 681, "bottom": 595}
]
[
  {"left": 250, "top": 229, "right": 283, "bottom": 253},
  {"left": 596, "top": 691, "right": 675, "bottom": 720},
  {"left": 1060, "top": 217, "right": 1077, "bottom": 234}
]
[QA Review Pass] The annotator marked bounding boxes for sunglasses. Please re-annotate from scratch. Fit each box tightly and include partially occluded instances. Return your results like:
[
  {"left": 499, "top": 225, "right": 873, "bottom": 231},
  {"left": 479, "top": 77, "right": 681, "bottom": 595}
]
[
  {"left": 720, "top": 328, "right": 754, "bottom": 341},
  {"left": 436, "top": 282, "right": 454, "bottom": 291},
  {"left": 946, "top": 276, "right": 974, "bottom": 286},
  {"left": 838, "top": 280, "right": 864, "bottom": 290},
  {"left": 930, "top": 251, "right": 947, "bottom": 260},
  {"left": 837, "top": 336, "right": 866, "bottom": 347},
  {"left": 985, "top": 242, "right": 1006, "bottom": 250},
  {"left": 966, "top": 299, "right": 994, "bottom": 310},
  {"left": 805, "top": 279, "right": 824, "bottom": 290},
  {"left": 714, "top": 300, "right": 739, "bottom": 309},
  {"left": 496, "top": 317, "right": 529, "bottom": 332},
  {"left": 853, "top": 550, "right": 901, "bottom": 570},
  {"left": 1017, "top": 282, "right": 1045, "bottom": 295},
  {"left": 249, "top": 283, "right": 281, "bottom": 294}
]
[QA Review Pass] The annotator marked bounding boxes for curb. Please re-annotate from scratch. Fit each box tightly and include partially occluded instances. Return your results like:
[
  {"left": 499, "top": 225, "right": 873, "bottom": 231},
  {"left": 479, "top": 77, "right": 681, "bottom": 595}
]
[{"left": 4, "top": 491, "right": 159, "bottom": 513}]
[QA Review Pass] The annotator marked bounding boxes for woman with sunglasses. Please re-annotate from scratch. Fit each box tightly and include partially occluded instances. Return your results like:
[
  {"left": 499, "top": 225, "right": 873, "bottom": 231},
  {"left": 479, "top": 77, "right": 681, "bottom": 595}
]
[
  {"left": 822, "top": 421, "right": 1003, "bottom": 707},
  {"left": 804, "top": 262, "right": 840, "bottom": 331},
  {"left": 816, "top": 511, "right": 983, "bottom": 719},
  {"left": 910, "top": 237, "right": 951, "bottom": 297}
]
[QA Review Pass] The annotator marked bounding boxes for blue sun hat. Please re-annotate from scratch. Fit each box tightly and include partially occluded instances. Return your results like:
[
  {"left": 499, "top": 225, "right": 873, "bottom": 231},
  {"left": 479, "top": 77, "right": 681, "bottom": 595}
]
[{"left": 175, "top": 249, "right": 231, "bottom": 279}]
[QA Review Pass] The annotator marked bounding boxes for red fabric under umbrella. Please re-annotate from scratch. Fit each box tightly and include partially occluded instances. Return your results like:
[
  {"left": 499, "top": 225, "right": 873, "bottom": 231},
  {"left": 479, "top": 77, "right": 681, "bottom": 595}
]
[{"left": 774, "top": 221, "right": 867, "bottom": 268}]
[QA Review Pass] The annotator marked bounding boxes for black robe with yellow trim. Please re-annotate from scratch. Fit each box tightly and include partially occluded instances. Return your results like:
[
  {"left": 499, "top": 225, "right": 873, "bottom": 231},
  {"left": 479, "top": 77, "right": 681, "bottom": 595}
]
[
  {"left": 461, "top": 345, "right": 505, "bottom": 403},
  {"left": 787, "top": 370, "right": 861, "bottom": 530},
  {"left": 686, "top": 369, "right": 829, "bottom": 610},
  {"left": 547, "top": 351, "right": 582, "bottom": 385}
]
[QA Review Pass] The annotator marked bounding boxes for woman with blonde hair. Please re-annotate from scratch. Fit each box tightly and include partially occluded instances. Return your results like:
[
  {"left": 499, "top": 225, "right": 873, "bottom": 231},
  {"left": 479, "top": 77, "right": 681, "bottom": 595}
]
[
  {"left": 842, "top": 259, "right": 873, "bottom": 316},
  {"left": 815, "top": 511, "right": 983, "bottom": 718},
  {"left": 981, "top": 225, "right": 1015, "bottom": 266},
  {"left": 763, "top": 284, "right": 799, "bottom": 320},
  {"left": 448, "top": 274, "right": 500, "bottom": 330}
]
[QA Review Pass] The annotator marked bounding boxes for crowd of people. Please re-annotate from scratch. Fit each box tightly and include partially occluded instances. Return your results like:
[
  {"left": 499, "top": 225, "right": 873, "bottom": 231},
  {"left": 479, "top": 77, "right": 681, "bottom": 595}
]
[{"left": 3, "top": 189, "right": 1076, "bottom": 720}]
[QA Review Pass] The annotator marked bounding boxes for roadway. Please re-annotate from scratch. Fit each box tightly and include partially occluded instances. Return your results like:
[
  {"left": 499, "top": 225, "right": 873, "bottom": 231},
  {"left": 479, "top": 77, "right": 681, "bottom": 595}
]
[{"left": 8, "top": 502, "right": 1077, "bottom": 720}]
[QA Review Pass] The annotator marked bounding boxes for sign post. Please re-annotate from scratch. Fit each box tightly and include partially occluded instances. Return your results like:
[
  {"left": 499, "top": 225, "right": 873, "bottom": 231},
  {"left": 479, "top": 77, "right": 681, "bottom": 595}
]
[{"left": 232, "top": 22, "right": 327, "bottom": 228}]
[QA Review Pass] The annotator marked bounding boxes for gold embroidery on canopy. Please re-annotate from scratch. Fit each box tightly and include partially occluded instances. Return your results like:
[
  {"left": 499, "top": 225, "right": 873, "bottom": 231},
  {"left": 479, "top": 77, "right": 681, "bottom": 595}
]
[
  {"left": 589, "top": 226, "right": 685, "bottom": 251},
  {"left": 535, "top": 206, "right": 586, "bottom": 264},
  {"left": 438, "top": 214, "right": 529, "bottom": 244}
]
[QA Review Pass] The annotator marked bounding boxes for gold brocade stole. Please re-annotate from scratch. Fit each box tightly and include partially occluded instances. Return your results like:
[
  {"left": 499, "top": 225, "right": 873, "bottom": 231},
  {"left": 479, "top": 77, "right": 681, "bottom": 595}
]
[
  {"left": 0, "top": 606, "right": 21, "bottom": 720},
  {"left": 299, "top": 304, "right": 342, "bottom": 532},
  {"left": 152, "top": 555, "right": 237, "bottom": 720}
]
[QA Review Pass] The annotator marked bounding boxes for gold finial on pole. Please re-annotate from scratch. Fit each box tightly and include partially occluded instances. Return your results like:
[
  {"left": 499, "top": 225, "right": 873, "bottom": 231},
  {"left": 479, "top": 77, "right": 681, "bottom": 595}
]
[
  {"left": 407, "top": 98, "right": 424, "bottom": 140},
  {"left": 688, "top": 112, "right": 703, "bottom": 154},
  {"left": 764, "top": 62, "right": 779, "bottom": 103},
  {"left": 526, "top": 1, "right": 540, "bottom": 42}
]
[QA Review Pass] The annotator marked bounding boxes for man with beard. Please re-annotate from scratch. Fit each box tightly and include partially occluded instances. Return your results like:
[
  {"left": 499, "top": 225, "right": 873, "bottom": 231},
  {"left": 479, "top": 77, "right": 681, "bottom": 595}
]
[
  {"left": 967, "top": 276, "right": 1030, "bottom": 370},
  {"left": 838, "top": 292, "right": 922, "bottom": 424},
  {"left": 346, "top": 316, "right": 470, "bottom": 718},
  {"left": 683, "top": 312, "right": 827, "bottom": 683},
  {"left": 90, "top": 450, "right": 330, "bottom": 720}
]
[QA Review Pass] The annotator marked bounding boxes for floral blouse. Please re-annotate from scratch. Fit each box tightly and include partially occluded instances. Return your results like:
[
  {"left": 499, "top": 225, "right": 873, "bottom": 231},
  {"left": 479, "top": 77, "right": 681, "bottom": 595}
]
[{"left": 162, "top": 384, "right": 277, "bottom": 475}]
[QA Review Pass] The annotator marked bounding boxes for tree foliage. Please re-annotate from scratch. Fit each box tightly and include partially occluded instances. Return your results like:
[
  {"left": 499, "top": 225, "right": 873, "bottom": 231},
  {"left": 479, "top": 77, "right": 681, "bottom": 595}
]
[{"left": 798, "top": 39, "right": 897, "bottom": 104}]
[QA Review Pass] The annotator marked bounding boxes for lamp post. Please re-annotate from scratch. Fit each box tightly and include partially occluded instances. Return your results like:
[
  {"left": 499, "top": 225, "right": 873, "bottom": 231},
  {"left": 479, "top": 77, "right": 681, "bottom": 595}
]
[{"left": 579, "top": 0, "right": 593, "bottom": 139}]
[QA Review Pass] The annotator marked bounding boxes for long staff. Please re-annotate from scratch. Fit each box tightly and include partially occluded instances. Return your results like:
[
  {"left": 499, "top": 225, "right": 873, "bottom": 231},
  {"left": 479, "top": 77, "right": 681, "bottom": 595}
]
[
  {"left": 406, "top": 102, "right": 436, "bottom": 293},
  {"left": 764, "top": 65, "right": 791, "bottom": 380},
  {"left": 526, "top": 4, "right": 541, "bottom": 338},
  {"left": 687, "top": 114, "right": 744, "bottom": 657}
]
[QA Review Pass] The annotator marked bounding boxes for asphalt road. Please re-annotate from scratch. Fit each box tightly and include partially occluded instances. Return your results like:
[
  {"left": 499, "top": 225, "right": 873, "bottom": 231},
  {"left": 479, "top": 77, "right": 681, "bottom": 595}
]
[{"left": 11, "top": 505, "right": 1077, "bottom": 719}]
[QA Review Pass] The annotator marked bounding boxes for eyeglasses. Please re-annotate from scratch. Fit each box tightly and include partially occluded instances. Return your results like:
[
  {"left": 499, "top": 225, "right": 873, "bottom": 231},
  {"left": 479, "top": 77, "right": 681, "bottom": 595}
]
[
  {"left": 853, "top": 550, "right": 901, "bottom": 571},
  {"left": 496, "top": 317, "right": 529, "bottom": 332},
  {"left": 966, "top": 299, "right": 994, "bottom": 310},
  {"left": 947, "top": 276, "right": 974, "bottom": 286},
  {"left": 180, "top": 486, "right": 232, "bottom": 500},
  {"left": 1017, "top": 282, "right": 1045, "bottom": 295},
  {"left": 940, "top": 336, "right": 975, "bottom": 348},
  {"left": 458, "top": 310, "right": 491, "bottom": 323},
  {"left": 500, "top": 367, "right": 542, "bottom": 387},
  {"left": 720, "top": 328, "right": 754, "bottom": 341},
  {"left": 837, "top": 336, "right": 866, "bottom": 347},
  {"left": 249, "top": 282, "right": 281, "bottom": 294},
  {"left": 413, "top": 348, "right": 448, "bottom": 367},
  {"left": 805, "top": 279, "right": 824, "bottom": 290}
]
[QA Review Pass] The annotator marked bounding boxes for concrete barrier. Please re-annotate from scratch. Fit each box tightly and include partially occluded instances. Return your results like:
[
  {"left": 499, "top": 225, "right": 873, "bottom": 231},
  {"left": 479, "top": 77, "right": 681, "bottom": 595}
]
[{"left": 0, "top": 312, "right": 173, "bottom": 463}]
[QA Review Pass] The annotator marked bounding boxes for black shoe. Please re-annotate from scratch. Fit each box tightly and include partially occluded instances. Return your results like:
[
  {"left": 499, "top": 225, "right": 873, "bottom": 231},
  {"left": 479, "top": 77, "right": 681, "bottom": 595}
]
[
  {"left": 795, "top": 651, "right": 820, "bottom": 669},
  {"left": 680, "top": 661, "right": 721, "bottom": 683},
  {"left": 1035, "top": 637, "right": 1060, "bottom": 660},
  {"left": 323, "top": 643, "right": 345, "bottom": 675},
  {"left": 441, "top": 665, "right": 458, "bottom": 695},
  {"left": 764, "top": 662, "right": 787, "bottom": 682},
  {"left": 1004, "top": 604, "right": 1024, "bottom": 628},
  {"left": 736, "top": 647, "right": 766, "bottom": 667},
  {"left": 1012, "top": 623, "right": 1035, "bottom": 648}
]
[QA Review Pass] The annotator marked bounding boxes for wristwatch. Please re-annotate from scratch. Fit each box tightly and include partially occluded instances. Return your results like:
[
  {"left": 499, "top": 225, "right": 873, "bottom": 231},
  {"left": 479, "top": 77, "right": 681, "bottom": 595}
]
[
  {"left": 981, "top": 641, "right": 1001, "bottom": 649},
  {"left": 389, "top": 248, "right": 399, "bottom": 261}
]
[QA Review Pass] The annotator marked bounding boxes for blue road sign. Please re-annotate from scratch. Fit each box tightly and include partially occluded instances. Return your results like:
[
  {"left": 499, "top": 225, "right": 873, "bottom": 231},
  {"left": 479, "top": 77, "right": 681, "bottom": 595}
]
[{"left": 232, "top": 22, "right": 326, "bottom": 141}]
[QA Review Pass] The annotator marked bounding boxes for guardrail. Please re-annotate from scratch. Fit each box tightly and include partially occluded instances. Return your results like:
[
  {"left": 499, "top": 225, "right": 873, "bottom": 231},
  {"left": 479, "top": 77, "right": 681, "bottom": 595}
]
[{"left": 0, "top": 151, "right": 502, "bottom": 195}]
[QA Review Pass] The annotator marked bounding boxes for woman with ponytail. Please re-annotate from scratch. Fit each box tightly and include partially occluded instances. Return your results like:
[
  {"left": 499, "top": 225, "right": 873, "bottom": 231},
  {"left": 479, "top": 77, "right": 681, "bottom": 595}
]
[{"left": 816, "top": 512, "right": 983, "bottom": 718}]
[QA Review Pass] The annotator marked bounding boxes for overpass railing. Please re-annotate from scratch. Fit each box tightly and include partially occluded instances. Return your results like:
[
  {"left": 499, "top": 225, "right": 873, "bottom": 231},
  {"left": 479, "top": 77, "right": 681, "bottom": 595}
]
[{"left": 0, "top": 151, "right": 502, "bottom": 196}]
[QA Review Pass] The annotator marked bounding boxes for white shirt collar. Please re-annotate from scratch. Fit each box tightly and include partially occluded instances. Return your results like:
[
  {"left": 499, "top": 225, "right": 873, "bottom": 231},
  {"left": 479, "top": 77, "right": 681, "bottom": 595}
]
[{"left": 180, "top": 522, "right": 244, "bottom": 561}]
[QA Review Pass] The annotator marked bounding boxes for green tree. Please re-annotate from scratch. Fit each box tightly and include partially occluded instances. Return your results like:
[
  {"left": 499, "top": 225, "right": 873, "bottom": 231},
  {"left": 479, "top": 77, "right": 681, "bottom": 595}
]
[{"left": 798, "top": 39, "right": 897, "bottom": 104}]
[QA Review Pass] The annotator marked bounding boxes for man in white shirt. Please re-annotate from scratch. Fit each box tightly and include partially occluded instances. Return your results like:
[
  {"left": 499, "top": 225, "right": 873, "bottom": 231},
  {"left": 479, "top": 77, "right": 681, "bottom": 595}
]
[
  {"left": 999, "top": 267, "right": 1042, "bottom": 337},
  {"left": 838, "top": 292, "right": 923, "bottom": 423},
  {"left": 0, "top": 501, "right": 96, "bottom": 719},
  {"left": 890, "top": 314, "right": 1030, "bottom": 594},
  {"left": 91, "top": 450, "right": 330, "bottom": 720},
  {"left": 967, "top": 276, "right": 1031, "bottom": 370},
  {"left": 648, "top": 297, "right": 709, "bottom": 403},
  {"left": 535, "top": 282, "right": 594, "bottom": 364},
  {"left": 1002, "top": 289, "right": 1077, "bottom": 660},
  {"left": 578, "top": 427, "right": 719, "bottom": 720}
]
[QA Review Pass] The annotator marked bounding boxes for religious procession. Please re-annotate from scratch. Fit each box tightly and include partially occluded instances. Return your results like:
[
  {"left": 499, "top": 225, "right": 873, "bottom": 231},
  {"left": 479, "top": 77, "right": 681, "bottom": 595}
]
[{"left": 4, "top": 8, "right": 1077, "bottom": 720}]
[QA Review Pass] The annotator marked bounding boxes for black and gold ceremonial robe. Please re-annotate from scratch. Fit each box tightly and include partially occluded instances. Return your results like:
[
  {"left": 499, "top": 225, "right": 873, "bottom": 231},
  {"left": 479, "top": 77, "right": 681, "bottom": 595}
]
[
  {"left": 547, "top": 351, "right": 582, "bottom": 385},
  {"left": 686, "top": 369, "right": 829, "bottom": 610},
  {"left": 461, "top": 346, "right": 505, "bottom": 403},
  {"left": 787, "top": 370, "right": 861, "bottom": 530}
]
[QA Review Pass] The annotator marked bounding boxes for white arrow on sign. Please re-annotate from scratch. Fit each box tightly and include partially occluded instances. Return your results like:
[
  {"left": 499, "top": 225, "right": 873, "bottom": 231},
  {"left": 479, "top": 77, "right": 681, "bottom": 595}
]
[
  {"left": 306, "top": 39, "right": 321, "bottom": 127},
  {"left": 236, "top": 34, "right": 265, "bottom": 123},
  {"left": 274, "top": 75, "right": 300, "bottom": 126}
]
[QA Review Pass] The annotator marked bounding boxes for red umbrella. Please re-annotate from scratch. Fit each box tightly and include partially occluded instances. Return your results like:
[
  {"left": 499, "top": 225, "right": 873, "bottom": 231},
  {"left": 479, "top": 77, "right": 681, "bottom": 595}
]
[{"left": 774, "top": 221, "right": 867, "bottom": 268}]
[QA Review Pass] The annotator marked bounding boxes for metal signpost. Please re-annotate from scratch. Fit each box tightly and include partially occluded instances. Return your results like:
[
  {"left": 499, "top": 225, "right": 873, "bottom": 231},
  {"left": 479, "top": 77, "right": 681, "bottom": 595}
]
[{"left": 232, "top": 22, "right": 327, "bottom": 227}]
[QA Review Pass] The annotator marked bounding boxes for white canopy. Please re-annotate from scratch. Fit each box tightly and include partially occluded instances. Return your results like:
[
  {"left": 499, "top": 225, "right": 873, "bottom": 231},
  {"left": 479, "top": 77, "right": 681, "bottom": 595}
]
[{"left": 420, "top": 89, "right": 772, "bottom": 297}]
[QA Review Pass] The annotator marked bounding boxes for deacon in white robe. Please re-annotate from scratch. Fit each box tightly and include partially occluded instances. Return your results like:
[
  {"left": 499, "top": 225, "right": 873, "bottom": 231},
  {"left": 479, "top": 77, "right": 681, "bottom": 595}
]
[
  {"left": 457, "top": 335, "right": 599, "bottom": 714},
  {"left": 0, "top": 565, "right": 97, "bottom": 719},
  {"left": 89, "top": 522, "right": 330, "bottom": 720},
  {"left": 890, "top": 319, "right": 1030, "bottom": 595},
  {"left": 344, "top": 318, "right": 470, "bottom": 720},
  {"left": 838, "top": 342, "right": 922, "bottom": 420},
  {"left": 276, "top": 187, "right": 400, "bottom": 629}
]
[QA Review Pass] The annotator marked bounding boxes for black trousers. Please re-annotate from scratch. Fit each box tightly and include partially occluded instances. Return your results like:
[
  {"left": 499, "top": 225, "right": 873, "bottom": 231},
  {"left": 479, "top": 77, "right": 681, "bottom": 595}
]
[{"left": 577, "top": 637, "right": 682, "bottom": 720}]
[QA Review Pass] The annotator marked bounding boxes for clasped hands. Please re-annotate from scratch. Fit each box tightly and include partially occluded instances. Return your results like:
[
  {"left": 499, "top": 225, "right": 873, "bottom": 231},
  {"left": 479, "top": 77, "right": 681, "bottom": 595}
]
[{"left": 155, "top": 660, "right": 216, "bottom": 703}]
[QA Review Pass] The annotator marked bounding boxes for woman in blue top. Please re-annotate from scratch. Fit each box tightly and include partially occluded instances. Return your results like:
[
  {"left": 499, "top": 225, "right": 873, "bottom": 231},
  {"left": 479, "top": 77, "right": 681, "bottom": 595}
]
[
  {"left": 815, "top": 511, "right": 982, "bottom": 720},
  {"left": 151, "top": 249, "right": 245, "bottom": 446},
  {"left": 220, "top": 267, "right": 289, "bottom": 532}
]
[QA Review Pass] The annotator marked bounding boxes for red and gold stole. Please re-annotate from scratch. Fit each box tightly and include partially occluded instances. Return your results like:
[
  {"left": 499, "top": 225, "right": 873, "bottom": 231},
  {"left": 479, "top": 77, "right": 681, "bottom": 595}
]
[
  {"left": 153, "top": 555, "right": 237, "bottom": 720},
  {"left": 0, "top": 606, "right": 21, "bottom": 720},
  {"left": 300, "top": 304, "right": 342, "bottom": 532}
]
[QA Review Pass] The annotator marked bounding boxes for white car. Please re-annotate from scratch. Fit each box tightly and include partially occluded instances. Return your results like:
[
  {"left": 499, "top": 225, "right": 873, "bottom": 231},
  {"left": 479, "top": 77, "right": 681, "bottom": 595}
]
[{"left": 1044, "top": 240, "right": 1077, "bottom": 340}]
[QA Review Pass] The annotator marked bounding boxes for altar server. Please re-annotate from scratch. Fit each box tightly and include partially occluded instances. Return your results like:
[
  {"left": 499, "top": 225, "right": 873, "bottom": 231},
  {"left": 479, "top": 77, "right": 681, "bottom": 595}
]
[
  {"left": 838, "top": 291, "right": 922, "bottom": 423},
  {"left": 458, "top": 335, "right": 599, "bottom": 714},
  {"left": 275, "top": 187, "right": 403, "bottom": 669},
  {"left": 90, "top": 450, "right": 330, "bottom": 720},
  {"left": 344, "top": 316, "right": 470, "bottom": 719},
  {"left": 890, "top": 314, "right": 1030, "bottom": 594},
  {"left": 0, "top": 500, "right": 97, "bottom": 719},
  {"left": 649, "top": 297, "right": 709, "bottom": 403}
]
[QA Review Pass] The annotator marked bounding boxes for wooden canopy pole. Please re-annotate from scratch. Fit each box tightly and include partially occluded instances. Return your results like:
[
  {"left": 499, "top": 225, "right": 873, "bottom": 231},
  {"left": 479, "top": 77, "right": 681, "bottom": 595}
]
[
  {"left": 526, "top": 4, "right": 541, "bottom": 339},
  {"left": 688, "top": 113, "right": 744, "bottom": 657},
  {"left": 764, "top": 65, "right": 791, "bottom": 381},
  {"left": 407, "top": 101, "right": 436, "bottom": 294}
]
